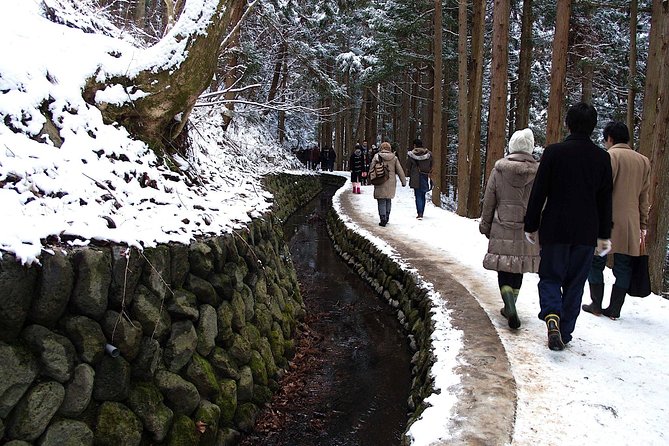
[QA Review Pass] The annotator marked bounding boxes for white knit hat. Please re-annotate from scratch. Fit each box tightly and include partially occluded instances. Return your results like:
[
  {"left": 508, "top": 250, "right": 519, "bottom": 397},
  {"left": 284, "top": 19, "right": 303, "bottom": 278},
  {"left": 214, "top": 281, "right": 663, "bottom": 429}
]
[{"left": 508, "top": 128, "right": 535, "bottom": 154}]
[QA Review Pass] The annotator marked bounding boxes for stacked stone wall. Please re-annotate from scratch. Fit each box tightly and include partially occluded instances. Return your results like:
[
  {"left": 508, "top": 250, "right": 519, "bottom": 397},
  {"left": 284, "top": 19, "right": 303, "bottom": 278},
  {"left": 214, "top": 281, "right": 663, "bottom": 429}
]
[{"left": 0, "top": 172, "right": 321, "bottom": 445}]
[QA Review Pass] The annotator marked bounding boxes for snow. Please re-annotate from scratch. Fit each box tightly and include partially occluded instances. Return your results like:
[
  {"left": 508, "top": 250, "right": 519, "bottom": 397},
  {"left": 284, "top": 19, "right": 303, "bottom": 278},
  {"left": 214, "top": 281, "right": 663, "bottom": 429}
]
[
  {"left": 2, "top": 3, "right": 668, "bottom": 446},
  {"left": 333, "top": 179, "right": 669, "bottom": 446},
  {"left": 0, "top": 2, "right": 300, "bottom": 265}
]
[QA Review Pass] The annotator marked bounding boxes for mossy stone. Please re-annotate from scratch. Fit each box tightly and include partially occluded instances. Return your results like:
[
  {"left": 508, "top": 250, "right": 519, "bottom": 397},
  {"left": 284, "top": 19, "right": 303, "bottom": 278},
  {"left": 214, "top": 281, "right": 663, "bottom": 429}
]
[
  {"left": 248, "top": 351, "right": 268, "bottom": 386},
  {"left": 167, "top": 415, "right": 198, "bottom": 446},
  {"left": 233, "top": 402, "right": 258, "bottom": 433},
  {"left": 215, "top": 379, "right": 237, "bottom": 426},
  {"left": 194, "top": 400, "right": 221, "bottom": 446},
  {"left": 94, "top": 401, "right": 142, "bottom": 446}
]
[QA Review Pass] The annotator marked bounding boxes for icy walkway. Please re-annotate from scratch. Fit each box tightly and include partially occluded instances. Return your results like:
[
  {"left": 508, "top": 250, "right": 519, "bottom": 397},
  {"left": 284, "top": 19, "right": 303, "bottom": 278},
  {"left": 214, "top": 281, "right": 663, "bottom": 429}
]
[{"left": 333, "top": 176, "right": 669, "bottom": 446}]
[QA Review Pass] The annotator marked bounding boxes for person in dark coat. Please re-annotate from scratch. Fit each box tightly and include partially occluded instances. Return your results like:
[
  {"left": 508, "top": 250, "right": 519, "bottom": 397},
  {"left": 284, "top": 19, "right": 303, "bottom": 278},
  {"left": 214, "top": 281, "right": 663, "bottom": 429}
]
[
  {"left": 480, "top": 128, "right": 540, "bottom": 329},
  {"left": 310, "top": 145, "right": 321, "bottom": 170},
  {"left": 524, "top": 102, "right": 613, "bottom": 351},
  {"left": 406, "top": 138, "right": 433, "bottom": 220},
  {"left": 324, "top": 147, "right": 336, "bottom": 171},
  {"left": 360, "top": 141, "right": 370, "bottom": 185},
  {"left": 583, "top": 121, "right": 651, "bottom": 319},
  {"left": 349, "top": 144, "right": 365, "bottom": 194},
  {"left": 320, "top": 147, "right": 331, "bottom": 172}
]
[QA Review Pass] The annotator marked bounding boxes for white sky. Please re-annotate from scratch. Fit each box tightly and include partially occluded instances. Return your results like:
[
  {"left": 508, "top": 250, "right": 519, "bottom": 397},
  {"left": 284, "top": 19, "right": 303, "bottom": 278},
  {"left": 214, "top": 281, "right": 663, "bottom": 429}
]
[
  {"left": 333, "top": 178, "right": 669, "bottom": 446},
  {"left": 2, "top": 3, "right": 668, "bottom": 446}
]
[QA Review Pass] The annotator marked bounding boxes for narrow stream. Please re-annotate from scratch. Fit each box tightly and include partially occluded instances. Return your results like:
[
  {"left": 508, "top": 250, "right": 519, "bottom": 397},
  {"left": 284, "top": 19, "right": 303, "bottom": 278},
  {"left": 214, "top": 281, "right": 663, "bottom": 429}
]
[{"left": 241, "top": 184, "right": 412, "bottom": 445}]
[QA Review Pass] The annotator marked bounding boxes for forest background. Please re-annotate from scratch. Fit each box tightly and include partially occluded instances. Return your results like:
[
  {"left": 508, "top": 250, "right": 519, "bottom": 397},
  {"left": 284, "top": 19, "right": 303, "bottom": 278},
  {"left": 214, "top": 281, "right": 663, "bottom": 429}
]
[{"left": 3, "top": 0, "right": 669, "bottom": 293}]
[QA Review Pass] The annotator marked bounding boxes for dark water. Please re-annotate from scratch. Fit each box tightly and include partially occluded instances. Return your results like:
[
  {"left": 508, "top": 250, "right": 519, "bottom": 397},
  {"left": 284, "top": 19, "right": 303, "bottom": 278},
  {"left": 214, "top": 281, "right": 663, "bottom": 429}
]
[{"left": 242, "top": 185, "right": 412, "bottom": 445}]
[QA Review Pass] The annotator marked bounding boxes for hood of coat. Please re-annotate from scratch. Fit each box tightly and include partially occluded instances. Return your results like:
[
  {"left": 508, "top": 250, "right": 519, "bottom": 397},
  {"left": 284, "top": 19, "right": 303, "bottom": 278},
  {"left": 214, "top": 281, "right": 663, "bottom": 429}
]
[
  {"left": 494, "top": 152, "right": 538, "bottom": 188},
  {"left": 353, "top": 148, "right": 362, "bottom": 156},
  {"left": 408, "top": 147, "right": 431, "bottom": 160},
  {"left": 377, "top": 150, "right": 396, "bottom": 162}
]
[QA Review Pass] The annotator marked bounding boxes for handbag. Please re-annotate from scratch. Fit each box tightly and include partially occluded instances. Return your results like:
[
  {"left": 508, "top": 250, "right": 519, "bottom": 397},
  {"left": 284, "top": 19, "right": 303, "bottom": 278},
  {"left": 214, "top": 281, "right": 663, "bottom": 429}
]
[
  {"left": 628, "top": 234, "right": 651, "bottom": 298},
  {"left": 368, "top": 155, "right": 390, "bottom": 185}
]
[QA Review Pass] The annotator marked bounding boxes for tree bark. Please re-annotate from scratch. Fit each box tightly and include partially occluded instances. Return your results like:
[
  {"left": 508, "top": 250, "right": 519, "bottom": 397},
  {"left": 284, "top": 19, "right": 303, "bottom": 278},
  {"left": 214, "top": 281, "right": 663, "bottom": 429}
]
[
  {"left": 485, "top": 0, "right": 511, "bottom": 185},
  {"left": 627, "top": 0, "right": 638, "bottom": 148},
  {"left": 515, "top": 0, "right": 533, "bottom": 131},
  {"left": 639, "top": 0, "right": 669, "bottom": 293},
  {"left": 432, "top": 0, "right": 443, "bottom": 207},
  {"left": 545, "top": 0, "right": 572, "bottom": 145},
  {"left": 456, "top": 0, "right": 485, "bottom": 218},
  {"left": 85, "top": 0, "right": 238, "bottom": 155}
]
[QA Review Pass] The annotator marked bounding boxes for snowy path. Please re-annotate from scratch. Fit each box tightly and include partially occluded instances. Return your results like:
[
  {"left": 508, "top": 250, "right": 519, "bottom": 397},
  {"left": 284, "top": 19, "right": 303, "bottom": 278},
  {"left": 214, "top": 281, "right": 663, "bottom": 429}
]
[{"left": 333, "top": 176, "right": 669, "bottom": 446}]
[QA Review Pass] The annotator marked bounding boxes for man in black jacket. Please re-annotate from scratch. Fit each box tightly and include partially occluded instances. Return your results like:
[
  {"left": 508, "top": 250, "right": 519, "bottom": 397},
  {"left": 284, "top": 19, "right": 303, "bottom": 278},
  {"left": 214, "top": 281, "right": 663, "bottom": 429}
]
[{"left": 524, "top": 102, "right": 613, "bottom": 351}]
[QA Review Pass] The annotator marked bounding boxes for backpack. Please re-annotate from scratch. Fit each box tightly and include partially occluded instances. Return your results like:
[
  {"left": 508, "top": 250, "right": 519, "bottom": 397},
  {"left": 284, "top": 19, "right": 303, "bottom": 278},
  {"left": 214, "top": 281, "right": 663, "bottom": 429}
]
[{"left": 369, "top": 154, "right": 390, "bottom": 185}]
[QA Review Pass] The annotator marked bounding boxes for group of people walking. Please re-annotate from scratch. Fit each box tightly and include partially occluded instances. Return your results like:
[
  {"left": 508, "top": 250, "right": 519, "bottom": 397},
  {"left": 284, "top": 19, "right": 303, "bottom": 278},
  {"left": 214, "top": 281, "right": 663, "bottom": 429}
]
[
  {"left": 337, "top": 100, "right": 650, "bottom": 351},
  {"left": 480, "top": 102, "right": 651, "bottom": 351},
  {"left": 295, "top": 145, "right": 337, "bottom": 171},
  {"left": 350, "top": 139, "right": 434, "bottom": 226}
]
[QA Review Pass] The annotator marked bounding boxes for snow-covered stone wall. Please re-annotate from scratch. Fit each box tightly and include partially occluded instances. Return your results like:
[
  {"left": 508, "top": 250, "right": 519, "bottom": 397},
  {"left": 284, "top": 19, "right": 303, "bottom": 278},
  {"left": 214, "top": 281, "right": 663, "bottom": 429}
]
[{"left": 0, "top": 172, "right": 321, "bottom": 445}]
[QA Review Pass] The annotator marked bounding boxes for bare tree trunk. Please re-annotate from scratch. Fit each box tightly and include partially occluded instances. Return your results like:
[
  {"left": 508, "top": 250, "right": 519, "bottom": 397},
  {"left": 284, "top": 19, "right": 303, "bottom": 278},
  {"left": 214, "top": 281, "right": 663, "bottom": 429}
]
[
  {"left": 639, "top": 0, "right": 669, "bottom": 293},
  {"left": 369, "top": 84, "right": 379, "bottom": 145},
  {"left": 346, "top": 73, "right": 354, "bottom": 165},
  {"left": 134, "top": 0, "right": 146, "bottom": 28},
  {"left": 456, "top": 0, "right": 470, "bottom": 216},
  {"left": 627, "top": 0, "right": 639, "bottom": 148},
  {"left": 485, "top": 0, "right": 511, "bottom": 185},
  {"left": 579, "top": 5, "right": 595, "bottom": 104},
  {"left": 409, "top": 68, "right": 420, "bottom": 147},
  {"left": 468, "top": 0, "right": 485, "bottom": 217},
  {"left": 457, "top": 0, "right": 485, "bottom": 218},
  {"left": 267, "top": 42, "right": 287, "bottom": 103},
  {"left": 219, "top": 0, "right": 245, "bottom": 130},
  {"left": 432, "top": 0, "right": 443, "bottom": 207},
  {"left": 545, "top": 0, "right": 572, "bottom": 145},
  {"left": 85, "top": 0, "right": 240, "bottom": 155},
  {"left": 277, "top": 57, "right": 288, "bottom": 144},
  {"left": 515, "top": 0, "right": 533, "bottom": 131},
  {"left": 424, "top": 65, "right": 434, "bottom": 151}
]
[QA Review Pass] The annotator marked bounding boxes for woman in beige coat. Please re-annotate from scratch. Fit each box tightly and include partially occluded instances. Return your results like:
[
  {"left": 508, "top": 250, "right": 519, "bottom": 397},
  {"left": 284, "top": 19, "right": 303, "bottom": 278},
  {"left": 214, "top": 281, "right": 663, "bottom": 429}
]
[
  {"left": 479, "top": 128, "right": 540, "bottom": 329},
  {"left": 368, "top": 142, "right": 406, "bottom": 226}
]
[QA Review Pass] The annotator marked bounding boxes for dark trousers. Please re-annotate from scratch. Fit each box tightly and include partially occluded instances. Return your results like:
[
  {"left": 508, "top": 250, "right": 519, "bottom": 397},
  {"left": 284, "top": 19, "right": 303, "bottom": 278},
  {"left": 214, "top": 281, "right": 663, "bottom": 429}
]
[
  {"left": 537, "top": 244, "right": 595, "bottom": 343},
  {"left": 498, "top": 271, "right": 523, "bottom": 290},
  {"left": 588, "top": 253, "right": 633, "bottom": 290}
]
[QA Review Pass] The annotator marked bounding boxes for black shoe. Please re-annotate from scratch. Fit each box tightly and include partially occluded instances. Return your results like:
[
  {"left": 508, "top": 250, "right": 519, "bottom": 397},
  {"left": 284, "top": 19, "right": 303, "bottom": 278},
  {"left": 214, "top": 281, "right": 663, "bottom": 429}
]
[{"left": 545, "top": 314, "right": 565, "bottom": 351}]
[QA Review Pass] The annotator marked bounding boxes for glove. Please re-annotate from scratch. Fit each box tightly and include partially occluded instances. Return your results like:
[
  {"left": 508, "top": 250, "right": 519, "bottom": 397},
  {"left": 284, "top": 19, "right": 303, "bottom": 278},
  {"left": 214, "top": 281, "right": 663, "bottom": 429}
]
[
  {"left": 524, "top": 232, "right": 537, "bottom": 245},
  {"left": 596, "top": 239, "right": 612, "bottom": 257}
]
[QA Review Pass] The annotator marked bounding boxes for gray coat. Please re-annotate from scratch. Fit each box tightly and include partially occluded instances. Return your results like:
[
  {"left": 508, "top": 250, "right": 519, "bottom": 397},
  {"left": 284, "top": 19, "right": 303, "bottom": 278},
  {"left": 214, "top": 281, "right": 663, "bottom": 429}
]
[
  {"left": 479, "top": 152, "right": 540, "bottom": 274},
  {"left": 369, "top": 149, "right": 406, "bottom": 199}
]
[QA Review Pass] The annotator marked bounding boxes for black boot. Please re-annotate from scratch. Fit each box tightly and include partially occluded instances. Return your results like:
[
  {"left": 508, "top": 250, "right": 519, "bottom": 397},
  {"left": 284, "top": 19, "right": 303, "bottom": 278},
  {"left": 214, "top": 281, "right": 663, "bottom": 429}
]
[
  {"left": 602, "top": 285, "right": 627, "bottom": 320},
  {"left": 379, "top": 215, "right": 387, "bottom": 226},
  {"left": 582, "top": 283, "right": 604, "bottom": 316}
]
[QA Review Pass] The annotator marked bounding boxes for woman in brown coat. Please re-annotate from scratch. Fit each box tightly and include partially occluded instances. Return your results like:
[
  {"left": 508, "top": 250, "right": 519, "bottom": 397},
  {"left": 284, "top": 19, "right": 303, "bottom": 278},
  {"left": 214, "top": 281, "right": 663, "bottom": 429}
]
[
  {"left": 479, "top": 128, "right": 540, "bottom": 329},
  {"left": 369, "top": 141, "right": 406, "bottom": 226}
]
